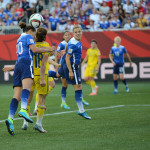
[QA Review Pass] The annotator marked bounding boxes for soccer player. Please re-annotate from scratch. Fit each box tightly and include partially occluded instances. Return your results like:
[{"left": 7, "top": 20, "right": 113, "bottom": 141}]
[
  {"left": 82, "top": 39, "right": 101, "bottom": 96},
  {"left": 22, "top": 27, "right": 56, "bottom": 133},
  {"left": 109, "top": 36, "right": 132, "bottom": 94},
  {"left": 5, "top": 22, "right": 55, "bottom": 136}
]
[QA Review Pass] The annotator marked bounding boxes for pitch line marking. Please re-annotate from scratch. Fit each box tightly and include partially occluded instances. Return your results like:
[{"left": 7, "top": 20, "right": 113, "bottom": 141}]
[{"left": 0, "top": 104, "right": 150, "bottom": 123}]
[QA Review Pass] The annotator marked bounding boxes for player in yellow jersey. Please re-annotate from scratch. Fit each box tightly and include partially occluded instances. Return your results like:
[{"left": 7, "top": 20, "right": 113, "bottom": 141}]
[
  {"left": 82, "top": 39, "right": 101, "bottom": 96},
  {"left": 22, "top": 27, "right": 56, "bottom": 133}
]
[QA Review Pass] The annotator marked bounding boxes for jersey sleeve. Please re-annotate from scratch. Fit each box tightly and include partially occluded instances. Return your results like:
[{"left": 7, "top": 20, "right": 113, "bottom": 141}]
[
  {"left": 57, "top": 43, "right": 64, "bottom": 52},
  {"left": 97, "top": 49, "right": 101, "bottom": 56},
  {"left": 123, "top": 46, "right": 127, "bottom": 53},
  {"left": 26, "top": 35, "right": 35, "bottom": 46},
  {"left": 110, "top": 47, "right": 114, "bottom": 54},
  {"left": 67, "top": 44, "right": 75, "bottom": 55}
]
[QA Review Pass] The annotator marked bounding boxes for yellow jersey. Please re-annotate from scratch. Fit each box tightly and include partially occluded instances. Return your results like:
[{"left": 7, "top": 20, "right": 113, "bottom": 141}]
[
  {"left": 33, "top": 42, "right": 51, "bottom": 75},
  {"left": 87, "top": 48, "right": 101, "bottom": 67}
]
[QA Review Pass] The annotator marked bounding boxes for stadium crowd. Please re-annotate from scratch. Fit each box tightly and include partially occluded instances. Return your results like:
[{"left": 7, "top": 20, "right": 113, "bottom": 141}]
[{"left": 0, "top": 0, "right": 150, "bottom": 32}]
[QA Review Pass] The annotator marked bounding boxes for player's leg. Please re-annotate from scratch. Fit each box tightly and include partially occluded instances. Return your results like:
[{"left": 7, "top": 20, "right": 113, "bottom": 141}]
[
  {"left": 61, "top": 78, "right": 71, "bottom": 109},
  {"left": 113, "top": 65, "right": 119, "bottom": 94},
  {"left": 119, "top": 73, "right": 129, "bottom": 92},
  {"left": 5, "top": 87, "right": 21, "bottom": 136},
  {"left": 22, "top": 90, "right": 34, "bottom": 130},
  {"left": 73, "top": 84, "right": 91, "bottom": 120},
  {"left": 34, "top": 94, "right": 47, "bottom": 133},
  {"left": 18, "top": 78, "right": 33, "bottom": 123}
]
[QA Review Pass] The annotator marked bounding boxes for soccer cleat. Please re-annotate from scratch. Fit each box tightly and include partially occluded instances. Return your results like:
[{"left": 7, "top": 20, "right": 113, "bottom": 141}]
[
  {"left": 82, "top": 99, "right": 89, "bottom": 106},
  {"left": 126, "top": 86, "right": 129, "bottom": 93},
  {"left": 33, "top": 124, "right": 47, "bottom": 133},
  {"left": 61, "top": 102, "right": 70, "bottom": 109},
  {"left": 78, "top": 111, "right": 91, "bottom": 120},
  {"left": 89, "top": 92, "right": 97, "bottom": 96},
  {"left": 18, "top": 109, "right": 33, "bottom": 123},
  {"left": 112, "top": 90, "right": 118, "bottom": 94},
  {"left": 22, "top": 123, "right": 28, "bottom": 130},
  {"left": 95, "top": 86, "right": 99, "bottom": 94},
  {"left": 5, "top": 118, "right": 15, "bottom": 136}
]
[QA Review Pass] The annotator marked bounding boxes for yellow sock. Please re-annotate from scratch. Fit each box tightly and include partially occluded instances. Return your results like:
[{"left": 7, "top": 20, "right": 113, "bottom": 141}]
[
  {"left": 34, "top": 92, "right": 39, "bottom": 111},
  {"left": 48, "top": 86, "right": 53, "bottom": 93},
  {"left": 86, "top": 80, "right": 91, "bottom": 86},
  {"left": 90, "top": 80, "right": 96, "bottom": 89},
  {"left": 27, "top": 105, "right": 30, "bottom": 113},
  {"left": 37, "top": 105, "right": 45, "bottom": 126}
]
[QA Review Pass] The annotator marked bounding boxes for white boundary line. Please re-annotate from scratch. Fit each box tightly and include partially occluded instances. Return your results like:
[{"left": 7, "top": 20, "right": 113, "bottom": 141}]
[{"left": 0, "top": 104, "right": 150, "bottom": 123}]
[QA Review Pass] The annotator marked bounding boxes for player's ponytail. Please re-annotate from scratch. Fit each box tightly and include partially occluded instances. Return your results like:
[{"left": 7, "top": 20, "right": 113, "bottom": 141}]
[{"left": 18, "top": 22, "right": 36, "bottom": 32}]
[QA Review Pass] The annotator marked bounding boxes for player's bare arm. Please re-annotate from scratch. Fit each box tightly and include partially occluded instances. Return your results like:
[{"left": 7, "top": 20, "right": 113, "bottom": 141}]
[
  {"left": 126, "top": 53, "right": 132, "bottom": 67},
  {"left": 81, "top": 55, "right": 88, "bottom": 66},
  {"left": 66, "top": 54, "right": 74, "bottom": 80},
  {"left": 48, "top": 58, "right": 61, "bottom": 68},
  {"left": 109, "top": 54, "right": 116, "bottom": 66},
  {"left": 40, "top": 54, "right": 49, "bottom": 87},
  {"left": 97, "top": 56, "right": 101, "bottom": 72},
  {"left": 2, "top": 65, "right": 15, "bottom": 72}
]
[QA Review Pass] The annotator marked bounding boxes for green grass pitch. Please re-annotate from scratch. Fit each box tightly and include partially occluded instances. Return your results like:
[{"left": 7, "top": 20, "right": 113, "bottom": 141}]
[{"left": 0, "top": 82, "right": 150, "bottom": 150}]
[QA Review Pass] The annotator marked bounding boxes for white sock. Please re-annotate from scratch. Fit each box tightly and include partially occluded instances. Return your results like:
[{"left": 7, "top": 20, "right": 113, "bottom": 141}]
[
  {"left": 61, "top": 97, "right": 66, "bottom": 103},
  {"left": 92, "top": 88, "right": 96, "bottom": 94},
  {"left": 76, "top": 101, "right": 85, "bottom": 113},
  {"left": 23, "top": 119, "right": 28, "bottom": 126}
]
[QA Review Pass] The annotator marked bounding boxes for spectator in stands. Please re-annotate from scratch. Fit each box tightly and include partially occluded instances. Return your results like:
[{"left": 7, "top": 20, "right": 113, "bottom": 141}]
[
  {"left": 100, "top": 1, "right": 110, "bottom": 15},
  {"left": 21, "top": 0, "right": 32, "bottom": 18},
  {"left": 137, "top": 12, "right": 147, "bottom": 27},
  {"left": 112, "top": 0, "right": 120, "bottom": 12},
  {"left": 0, "top": 8, "right": 6, "bottom": 19},
  {"left": 124, "top": 17, "right": 135, "bottom": 29},
  {"left": 0, "top": 17, "right": 5, "bottom": 27},
  {"left": 68, "top": 9, "right": 74, "bottom": 21},
  {"left": 27, "top": 0, "right": 37, "bottom": 13},
  {"left": 35, "top": 0, "right": 44, "bottom": 13},
  {"left": 15, "top": 2, "right": 25, "bottom": 22},
  {"left": 65, "top": 17, "right": 73, "bottom": 31},
  {"left": 118, "top": 8, "right": 125, "bottom": 23},
  {"left": 89, "top": 9, "right": 100, "bottom": 25},
  {"left": 50, "top": 1, "right": 58, "bottom": 14},
  {"left": 4, "top": 4, "right": 11, "bottom": 14},
  {"left": 91, "top": 0, "right": 102, "bottom": 10},
  {"left": 60, "top": 0, "right": 68, "bottom": 8},
  {"left": 0, "top": 0, "right": 7, "bottom": 9},
  {"left": 137, "top": 2, "right": 145, "bottom": 14},
  {"left": 66, "top": 0, "right": 74, "bottom": 13},
  {"left": 9, "top": 7, "right": 19, "bottom": 25},
  {"left": 80, "top": 10, "right": 86, "bottom": 23},
  {"left": 43, "top": 8, "right": 50, "bottom": 28},
  {"left": 123, "top": 0, "right": 134, "bottom": 13},
  {"left": 58, "top": 5, "right": 68, "bottom": 31},
  {"left": 122, "top": 11, "right": 132, "bottom": 26},
  {"left": 99, "top": 15, "right": 110, "bottom": 29},
  {"left": 48, "top": 11, "right": 59, "bottom": 31},
  {"left": 83, "top": 13, "right": 90, "bottom": 29},
  {"left": 3, "top": 14, "right": 13, "bottom": 26},
  {"left": 132, "top": 7, "right": 139, "bottom": 21},
  {"left": 109, "top": 14, "right": 121, "bottom": 29},
  {"left": 84, "top": 0, "right": 93, "bottom": 15},
  {"left": 144, "top": 9, "right": 150, "bottom": 25},
  {"left": 72, "top": 15, "right": 80, "bottom": 25},
  {"left": 86, "top": 19, "right": 98, "bottom": 31}
]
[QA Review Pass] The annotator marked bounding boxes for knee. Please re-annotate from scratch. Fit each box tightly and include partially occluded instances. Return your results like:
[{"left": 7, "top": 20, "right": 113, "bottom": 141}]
[{"left": 120, "top": 77, "right": 124, "bottom": 80}]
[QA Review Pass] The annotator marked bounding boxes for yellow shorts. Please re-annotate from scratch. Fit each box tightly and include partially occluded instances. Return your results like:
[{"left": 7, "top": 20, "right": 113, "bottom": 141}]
[
  {"left": 84, "top": 66, "right": 97, "bottom": 78},
  {"left": 48, "top": 77, "right": 54, "bottom": 82},
  {"left": 31, "top": 75, "right": 49, "bottom": 95}
]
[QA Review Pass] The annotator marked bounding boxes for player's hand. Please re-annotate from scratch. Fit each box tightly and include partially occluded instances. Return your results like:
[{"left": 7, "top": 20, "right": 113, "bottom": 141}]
[
  {"left": 40, "top": 80, "right": 46, "bottom": 87},
  {"left": 130, "top": 62, "right": 132, "bottom": 67},
  {"left": 60, "top": 50, "right": 66, "bottom": 56},
  {"left": 113, "top": 62, "right": 116, "bottom": 66},
  {"left": 49, "top": 46, "right": 56, "bottom": 55},
  {"left": 2, "top": 67, "right": 13, "bottom": 72},
  {"left": 69, "top": 71, "right": 74, "bottom": 80}
]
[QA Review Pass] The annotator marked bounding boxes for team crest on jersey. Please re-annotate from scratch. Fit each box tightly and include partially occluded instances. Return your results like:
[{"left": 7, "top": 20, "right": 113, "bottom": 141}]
[
  {"left": 68, "top": 48, "right": 73, "bottom": 53},
  {"left": 30, "top": 39, "right": 34, "bottom": 43}
]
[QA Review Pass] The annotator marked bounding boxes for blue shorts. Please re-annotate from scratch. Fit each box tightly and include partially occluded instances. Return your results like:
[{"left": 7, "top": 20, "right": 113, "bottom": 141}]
[
  {"left": 58, "top": 63, "right": 81, "bottom": 85},
  {"left": 58, "top": 65, "right": 65, "bottom": 79},
  {"left": 113, "top": 64, "right": 124, "bottom": 74},
  {"left": 13, "top": 58, "right": 34, "bottom": 88}
]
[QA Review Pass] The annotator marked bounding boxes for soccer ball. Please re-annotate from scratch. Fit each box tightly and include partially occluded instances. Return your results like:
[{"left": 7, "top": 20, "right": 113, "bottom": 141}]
[{"left": 29, "top": 13, "right": 44, "bottom": 28}]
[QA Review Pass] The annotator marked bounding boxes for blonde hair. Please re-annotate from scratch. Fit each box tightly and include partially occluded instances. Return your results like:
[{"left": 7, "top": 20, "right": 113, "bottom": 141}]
[
  {"left": 114, "top": 36, "right": 121, "bottom": 43},
  {"left": 73, "top": 25, "right": 81, "bottom": 32}
]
